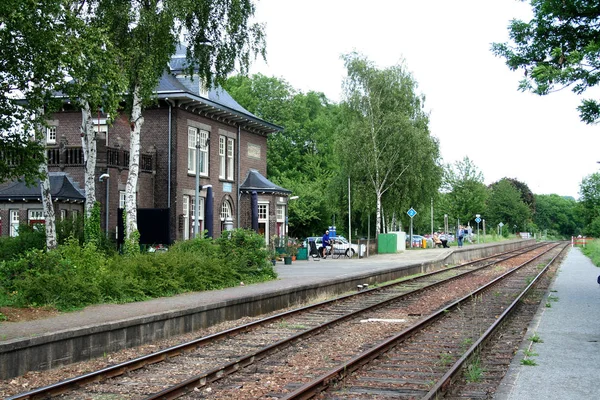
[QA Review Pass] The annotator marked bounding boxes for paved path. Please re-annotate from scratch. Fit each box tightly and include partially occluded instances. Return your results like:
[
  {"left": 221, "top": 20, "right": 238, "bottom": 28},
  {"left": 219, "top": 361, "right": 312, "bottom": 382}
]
[{"left": 495, "top": 247, "right": 600, "bottom": 399}]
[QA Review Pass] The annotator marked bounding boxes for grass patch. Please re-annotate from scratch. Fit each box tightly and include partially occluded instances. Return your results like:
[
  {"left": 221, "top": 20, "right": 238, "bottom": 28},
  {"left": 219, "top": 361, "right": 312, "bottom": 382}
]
[
  {"left": 520, "top": 358, "right": 537, "bottom": 366},
  {"left": 465, "top": 357, "right": 485, "bottom": 382},
  {"left": 581, "top": 239, "right": 600, "bottom": 267},
  {"left": 528, "top": 333, "right": 543, "bottom": 343}
]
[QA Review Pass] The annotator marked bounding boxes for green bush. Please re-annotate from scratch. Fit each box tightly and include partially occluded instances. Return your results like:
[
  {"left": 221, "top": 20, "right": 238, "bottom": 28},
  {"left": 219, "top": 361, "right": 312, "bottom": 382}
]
[
  {"left": 0, "top": 224, "right": 45, "bottom": 261},
  {"left": 0, "top": 229, "right": 277, "bottom": 311}
]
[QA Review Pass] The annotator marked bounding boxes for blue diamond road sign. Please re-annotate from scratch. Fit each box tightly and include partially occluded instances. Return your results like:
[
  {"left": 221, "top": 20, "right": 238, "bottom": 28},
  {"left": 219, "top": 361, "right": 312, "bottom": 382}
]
[
  {"left": 475, "top": 217, "right": 481, "bottom": 223},
  {"left": 407, "top": 208, "right": 417, "bottom": 218}
]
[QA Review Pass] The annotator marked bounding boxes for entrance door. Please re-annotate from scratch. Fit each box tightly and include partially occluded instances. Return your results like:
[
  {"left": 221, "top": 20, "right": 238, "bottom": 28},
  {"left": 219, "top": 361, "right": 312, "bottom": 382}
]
[{"left": 258, "top": 202, "right": 269, "bottom": 245}]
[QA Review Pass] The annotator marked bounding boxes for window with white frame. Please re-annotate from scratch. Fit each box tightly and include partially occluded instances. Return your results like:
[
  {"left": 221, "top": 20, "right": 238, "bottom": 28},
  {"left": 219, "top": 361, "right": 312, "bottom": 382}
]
[
  {"left": 190, "top": 196, "right": 204, "bottom": 237},
  {"left": 46, "top": 126, "right": 57, "bottom": 144},
  {"left": 60, "top": 209, "right": 67, "bottom": 220},
  {"left": 187, "top": 127, "right": 209, "bottom": 176},
  {"left": 119, "top": 191, "right": 126, "bottom": 209},
  {"left": 28, "top": 209, "right": 44, "bottom": 221},
  {"left": 182, "top": 195, "right": 190, "bottom": 240},
  {"left": 227, "top": 138, "right": 234, "bottom": 180},
  {"left": 221, "top": 200, "right": 232, "bottom": 221},
  {"left": 219, "top": 136, "right": 226, "bottom": 179},
  {"left": 276, "top": 205, "right": 285, "bottom": 222},
  {"left": 258, "top": 203, "right": 267, "bottom": 220},
  {"left": 10, "top": 210, "right": 19, "bottom": 237},
  {"left": 72, "top": 210, "right": 79, "bottom": 220}
]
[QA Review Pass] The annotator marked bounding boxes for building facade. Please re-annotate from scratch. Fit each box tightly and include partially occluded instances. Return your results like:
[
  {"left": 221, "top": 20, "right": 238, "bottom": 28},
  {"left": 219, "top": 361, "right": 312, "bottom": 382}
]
[{"left": 0, "top": 50, "right": 292, "bottom": 245}]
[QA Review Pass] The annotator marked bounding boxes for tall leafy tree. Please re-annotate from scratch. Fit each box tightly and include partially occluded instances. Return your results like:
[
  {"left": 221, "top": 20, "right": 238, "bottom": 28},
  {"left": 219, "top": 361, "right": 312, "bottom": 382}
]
[
  {"left": 534, "top": 194, "right": 582, "bottom": 237},
  {"left": 579, "top": 172, "right": 600, "bottom": 236},
  {"left": 442, "top": 157, "right": 488, "bottom": 229},
  {"left": 492, "top": 1, "right": 600, "bottom": 123},
  {"left": 338, "top": 52, "right": 441, "bottom": 235},
  {"left": 486, "top": 179, "right": 532, "bottom": 233},
  {"left": 0, "top": 0, "right": 102, "bottom": 249},
  {"left": 0, "top": 0, "right": 71, "bottom": 184},
  {"left": 223, "top": 74, "right": 339, "bottom": 237},
  {"left": 59, "top": 7, "right": 126, "bottom": 224},
  {"left": 96, "top": 0, "right": 266, "bottom": 243}
]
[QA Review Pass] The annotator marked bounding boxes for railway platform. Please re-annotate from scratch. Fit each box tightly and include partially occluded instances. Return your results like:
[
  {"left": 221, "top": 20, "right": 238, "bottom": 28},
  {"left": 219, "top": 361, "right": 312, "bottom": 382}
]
[
  {"left": 494, "top": 246, "right": 600, "bottom": 399},
  {"left": 1, "top": 238, "right": 595, "bottom": 399}
]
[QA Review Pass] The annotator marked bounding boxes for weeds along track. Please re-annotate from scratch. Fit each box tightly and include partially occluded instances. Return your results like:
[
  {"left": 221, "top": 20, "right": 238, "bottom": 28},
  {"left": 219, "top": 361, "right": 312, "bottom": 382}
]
[{"left": 7, "top": 243, "right": 557, "bottom": 400}]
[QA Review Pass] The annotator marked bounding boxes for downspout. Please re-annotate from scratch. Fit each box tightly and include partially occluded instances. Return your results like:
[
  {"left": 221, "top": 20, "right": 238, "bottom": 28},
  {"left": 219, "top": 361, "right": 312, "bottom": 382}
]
[
  {"left": 236, "top": 124, "right": 241, "bottom": 228},
  {"left": 167, "top": 100, "right": 172, "bottom": 209}
]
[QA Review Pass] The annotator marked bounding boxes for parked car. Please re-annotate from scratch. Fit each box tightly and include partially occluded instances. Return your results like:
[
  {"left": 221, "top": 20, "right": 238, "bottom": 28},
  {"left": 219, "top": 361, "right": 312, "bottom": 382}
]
[
  {"left": 303, "top": 236, "right": 366, "bottom": 257},
  {"left": 407, "top": 234, "right": 433, "bottom": 248}
]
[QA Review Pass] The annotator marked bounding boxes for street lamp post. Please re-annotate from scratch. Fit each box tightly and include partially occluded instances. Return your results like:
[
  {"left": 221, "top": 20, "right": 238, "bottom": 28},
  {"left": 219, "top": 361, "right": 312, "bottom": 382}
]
[
  {"left": 194, "top": 140, "right": 201, "bottom": 238},
  {"left": 194, "top": 135, "right": 209, "bottom": 238}
]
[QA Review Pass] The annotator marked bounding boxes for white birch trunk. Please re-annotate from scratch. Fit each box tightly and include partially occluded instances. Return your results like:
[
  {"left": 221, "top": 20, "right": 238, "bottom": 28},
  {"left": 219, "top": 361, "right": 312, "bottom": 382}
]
[
  {"left": 39, "top": 161, "right": 57, "bottom": 250},
  {"left": 81, "top": 101, "right": 97, "bottom": 218},
  {"left": 125, "top": 86, "right": 143, "bottom": 238},
  {"left": 35, "top": 116, "right": 58, "bottom": 250}
]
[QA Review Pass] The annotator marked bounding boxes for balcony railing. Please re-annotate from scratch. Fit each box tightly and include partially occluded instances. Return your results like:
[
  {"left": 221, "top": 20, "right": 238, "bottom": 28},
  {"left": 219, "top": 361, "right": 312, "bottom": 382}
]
[{"left": 46, "top": 146, "right": 153, "bottom": 172}]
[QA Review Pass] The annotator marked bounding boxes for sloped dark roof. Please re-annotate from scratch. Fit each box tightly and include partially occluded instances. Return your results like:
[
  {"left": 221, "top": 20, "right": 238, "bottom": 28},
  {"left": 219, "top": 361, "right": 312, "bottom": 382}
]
[
  {"left": 0, "top": 173, "right": 85, "bottom": 202},
  {"left": 156, "top": 45, "right": 282, "bottom": 135},
  {"left": 239, "top": 169, "right": 291, "bottom": 195}
]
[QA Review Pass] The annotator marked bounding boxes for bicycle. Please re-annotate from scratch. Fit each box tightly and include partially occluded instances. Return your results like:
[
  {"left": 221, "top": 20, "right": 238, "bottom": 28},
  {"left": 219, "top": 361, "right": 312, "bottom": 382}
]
[{"left": 322, "top": 239, "right": 346, "bottom": 259}]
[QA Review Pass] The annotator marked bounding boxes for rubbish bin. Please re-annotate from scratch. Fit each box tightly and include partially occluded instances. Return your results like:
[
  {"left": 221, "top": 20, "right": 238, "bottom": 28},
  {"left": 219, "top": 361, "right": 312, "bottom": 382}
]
[
  {"left": 297, "top": 247, "right": 308, "bottom": 260},
  {"left": 422, "top": 238, "right": 427, "bottom": 248}
]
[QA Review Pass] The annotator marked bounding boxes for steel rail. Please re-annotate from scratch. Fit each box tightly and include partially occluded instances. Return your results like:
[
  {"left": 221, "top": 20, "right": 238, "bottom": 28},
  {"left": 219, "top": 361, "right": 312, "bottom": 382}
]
[
  {"left": 7, "top": 243, "right": 546, "bottom": 400},
  {"left": 281, "top": 242, "right": 562, "bottom": 400}
]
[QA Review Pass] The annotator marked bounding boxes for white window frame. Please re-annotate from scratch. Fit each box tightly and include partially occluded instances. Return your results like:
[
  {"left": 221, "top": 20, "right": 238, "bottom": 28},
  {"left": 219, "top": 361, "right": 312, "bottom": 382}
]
[
  {"left": 221, "top": 200, "right": 232, "bottom": 221},
  {"left": 119, "top": 191, "right": 126, "bottom": 209},
  {"left": 187, "top": 127, "right": 209, "bottom": 176},
  {"left": 183, "top": 195, "right": 190, "bottom": 240},
  {"left": 187, "top": 127, "right": 198, "bottom": 174},
  {"left": 46, "top": 126, "right": 57, "bottom": 144},
  {"left": 227, "top": 138, "right": 234, "bottom": 181},
  {"left": 276, "top": 204, "right": 285, "bottom": 223},
  {"left": 72, "top": 210, "right": 79, "bottom": 220},
  {"left": 10, "top": 210, "right": 19, "bottom": 237},
  {"left": 28, "top": 209, "right": 44, "bottom": 222},
  {"left": 190, "top": 196, "right": 205, "bottom": 237},
  {"left": 60, "top": 209, "right": 67, "bottom": 221},
  {"left": 219, "top": 136, "right": 226, "bottom": 179}
]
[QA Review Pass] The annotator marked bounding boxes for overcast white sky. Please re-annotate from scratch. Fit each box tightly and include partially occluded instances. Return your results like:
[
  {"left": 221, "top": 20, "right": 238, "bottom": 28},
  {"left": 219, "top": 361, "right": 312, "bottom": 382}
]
[{"left": 249, "top": 0, "right": 600, "bottom": 199}]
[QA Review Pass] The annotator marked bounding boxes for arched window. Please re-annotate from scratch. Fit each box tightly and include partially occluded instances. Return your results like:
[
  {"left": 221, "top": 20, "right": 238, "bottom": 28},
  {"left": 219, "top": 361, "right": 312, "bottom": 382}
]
[{"left": 220, "top": 199, "right": 232, "bottom": 232}]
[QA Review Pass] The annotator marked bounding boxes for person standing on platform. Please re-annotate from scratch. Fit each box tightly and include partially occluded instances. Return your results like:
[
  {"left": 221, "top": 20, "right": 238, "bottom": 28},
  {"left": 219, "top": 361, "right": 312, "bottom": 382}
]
[
  {"left": 457, "top": 226, "right": 464, "bottom": 248},
  {"left": 321, "top": 229, "right": 331, "bottom": 258}
]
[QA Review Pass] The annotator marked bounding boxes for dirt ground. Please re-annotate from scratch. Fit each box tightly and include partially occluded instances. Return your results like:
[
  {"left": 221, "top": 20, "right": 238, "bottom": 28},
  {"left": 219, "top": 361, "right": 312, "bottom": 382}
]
[{"left": 0, "top": 306, "right": 60, "bottom": 322}]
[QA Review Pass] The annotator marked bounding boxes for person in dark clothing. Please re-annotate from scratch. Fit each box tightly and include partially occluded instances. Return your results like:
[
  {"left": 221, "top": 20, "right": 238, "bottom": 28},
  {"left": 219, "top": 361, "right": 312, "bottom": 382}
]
[{"left": 321, "top": 229, "right": 330, "bottom": 257}]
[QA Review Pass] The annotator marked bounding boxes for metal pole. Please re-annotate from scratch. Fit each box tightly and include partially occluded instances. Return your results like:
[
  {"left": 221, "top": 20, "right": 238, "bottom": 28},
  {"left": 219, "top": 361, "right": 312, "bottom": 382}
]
[
  {"left": 105, "top": 178, "right": 109, "bottom": 237},
  {"left": 348, "top": 177, "right": 351, "bottom": 252},
  {"left": 194, "top": 140, "right": 200, "bottom": 238},
  {"left": 430, "top": 198, "right": 433, "bottom": 236}
]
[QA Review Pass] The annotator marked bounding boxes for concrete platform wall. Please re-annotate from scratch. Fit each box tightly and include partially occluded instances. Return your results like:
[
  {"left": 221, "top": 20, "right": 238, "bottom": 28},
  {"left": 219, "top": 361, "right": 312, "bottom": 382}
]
[{"left": 0, "top": 239, "right": 536, "bottom": 379}]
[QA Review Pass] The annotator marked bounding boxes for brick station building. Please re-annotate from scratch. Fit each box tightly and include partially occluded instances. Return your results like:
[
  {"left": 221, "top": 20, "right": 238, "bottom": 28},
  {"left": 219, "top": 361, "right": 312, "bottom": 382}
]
[{"left": 0, "top": 48, "right": 292, "bottom": 245}]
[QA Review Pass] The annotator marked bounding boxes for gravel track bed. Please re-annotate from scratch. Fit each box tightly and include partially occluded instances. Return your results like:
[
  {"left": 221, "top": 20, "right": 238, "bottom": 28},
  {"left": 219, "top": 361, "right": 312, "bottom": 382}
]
[{"left": 1, "top": 245, "right": 551, "bottom": 399}]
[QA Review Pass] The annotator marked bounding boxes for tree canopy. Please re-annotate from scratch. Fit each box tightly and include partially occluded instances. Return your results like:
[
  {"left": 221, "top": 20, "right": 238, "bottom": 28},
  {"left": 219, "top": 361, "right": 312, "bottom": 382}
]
[
  {"left": 492, "top": 0, "right": 600, "bottom": 123},
  {"left": 337, "top": 52, "right": 441, "bottom": 235}
]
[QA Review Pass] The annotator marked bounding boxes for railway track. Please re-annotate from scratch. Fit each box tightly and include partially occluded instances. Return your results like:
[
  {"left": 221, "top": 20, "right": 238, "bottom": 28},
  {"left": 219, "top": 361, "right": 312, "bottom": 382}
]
[{"left": 7, "top": 243, "right": 561, "bottom": 400}]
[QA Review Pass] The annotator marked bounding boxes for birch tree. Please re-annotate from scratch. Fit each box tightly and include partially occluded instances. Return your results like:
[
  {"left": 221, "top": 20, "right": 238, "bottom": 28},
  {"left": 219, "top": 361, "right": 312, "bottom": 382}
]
[
  {"left": 338, "top": 52, "right": 441, "bottom": 235},
  {"left": 96, "top": 0, "right": 265, "bottom": 245}
]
